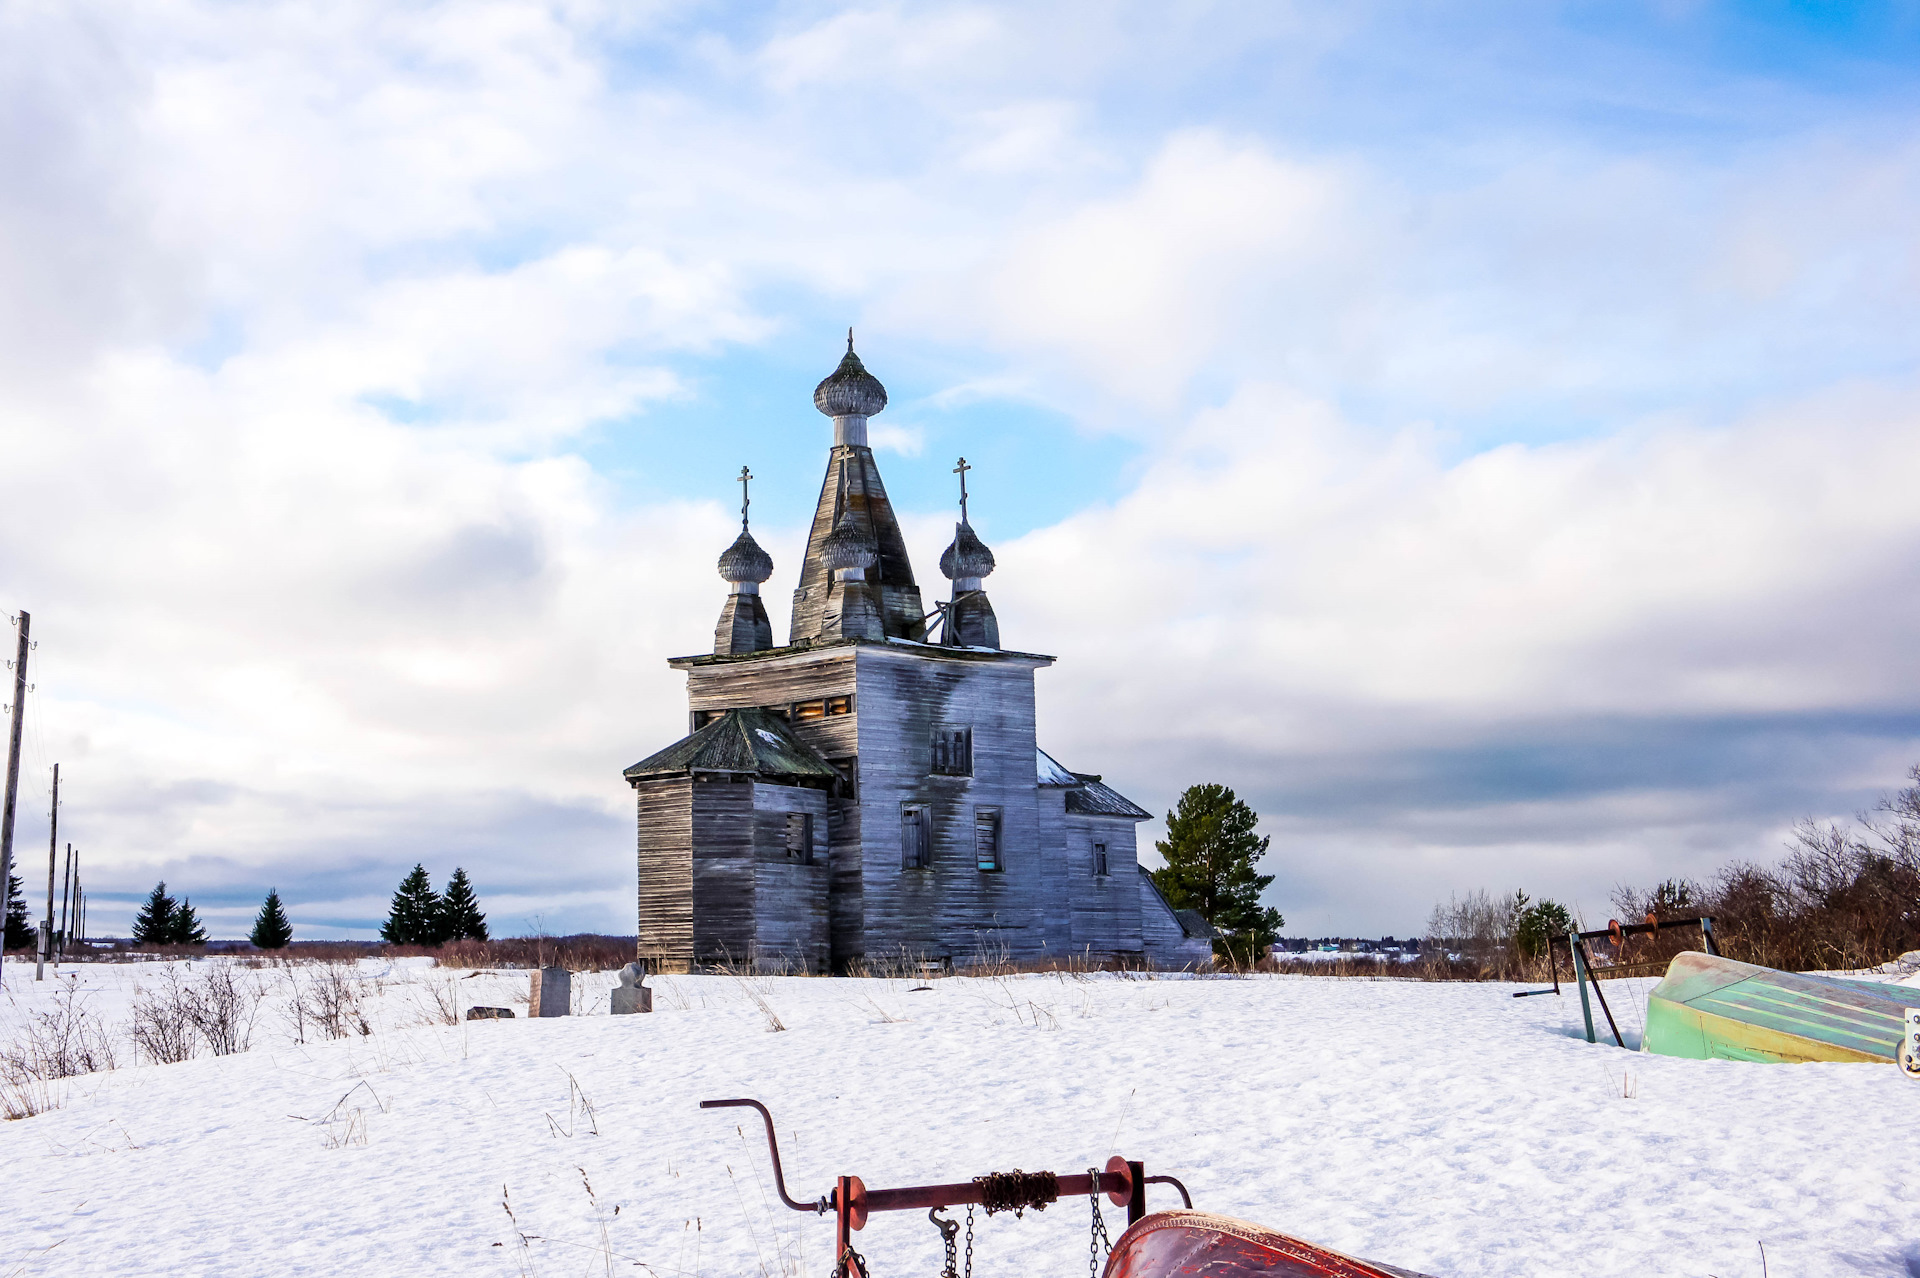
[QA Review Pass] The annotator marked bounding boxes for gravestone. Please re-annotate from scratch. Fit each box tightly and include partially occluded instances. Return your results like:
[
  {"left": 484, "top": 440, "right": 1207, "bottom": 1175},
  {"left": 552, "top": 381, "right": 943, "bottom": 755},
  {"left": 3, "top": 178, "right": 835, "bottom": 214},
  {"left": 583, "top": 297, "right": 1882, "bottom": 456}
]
[
  {"left": 529, "top": 965, "right": 572, "bottom": 1017},
  {"left": 610, "top": 961, "right": 652, "bottom": 1014}
]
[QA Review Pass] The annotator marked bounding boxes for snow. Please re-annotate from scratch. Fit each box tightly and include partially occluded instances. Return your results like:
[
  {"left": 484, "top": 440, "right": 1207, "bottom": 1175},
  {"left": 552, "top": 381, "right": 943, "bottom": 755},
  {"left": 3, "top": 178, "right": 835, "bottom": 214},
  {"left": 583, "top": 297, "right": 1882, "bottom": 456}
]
[{"left": 3, "top": 960, "right": 1918, "bottom": 1277}]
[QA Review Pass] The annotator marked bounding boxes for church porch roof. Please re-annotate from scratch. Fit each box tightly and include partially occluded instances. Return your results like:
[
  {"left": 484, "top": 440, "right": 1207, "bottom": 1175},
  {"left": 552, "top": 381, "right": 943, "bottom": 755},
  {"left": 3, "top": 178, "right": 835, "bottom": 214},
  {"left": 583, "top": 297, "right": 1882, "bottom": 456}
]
[{"left": 622, "top": 707, "right": 843, "bottom": 784}]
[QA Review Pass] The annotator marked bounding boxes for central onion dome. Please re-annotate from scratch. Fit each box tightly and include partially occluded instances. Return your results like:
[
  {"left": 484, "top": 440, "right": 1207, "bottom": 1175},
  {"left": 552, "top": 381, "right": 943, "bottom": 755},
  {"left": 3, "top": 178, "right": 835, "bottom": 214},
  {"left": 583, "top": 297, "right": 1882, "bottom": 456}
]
[
  {"left": 813, "top": 334, "right": 888, "bottom": 418},
  {"left": 939, "top": 521, "right": 995, "bottom": 581},
  {"left": 717, "top": 529, "right": 774, "bottom": 584},
  {"left": 822, "top": 508, "right": 878, "bottom": 572}
]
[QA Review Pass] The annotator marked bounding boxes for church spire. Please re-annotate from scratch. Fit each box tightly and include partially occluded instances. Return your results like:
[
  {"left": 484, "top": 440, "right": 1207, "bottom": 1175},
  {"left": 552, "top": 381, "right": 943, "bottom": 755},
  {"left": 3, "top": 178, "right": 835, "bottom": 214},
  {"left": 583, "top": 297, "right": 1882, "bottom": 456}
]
[
  {"left": 789, "top": 335, "right": 926, "bottom": 645},
  {"left": 937, "top": 456, "right": 999, "bottom": 649},
  {"left": 714, "top": 465, "right": 775, "bottom": 655}
]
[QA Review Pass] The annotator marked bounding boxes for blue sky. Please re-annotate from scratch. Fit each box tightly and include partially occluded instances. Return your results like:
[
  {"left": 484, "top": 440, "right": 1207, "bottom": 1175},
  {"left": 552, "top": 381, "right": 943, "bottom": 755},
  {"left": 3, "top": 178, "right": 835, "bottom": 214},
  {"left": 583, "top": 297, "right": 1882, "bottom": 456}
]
[{"left": 1, "top": 0, "right": 1918, "bottom": 940}]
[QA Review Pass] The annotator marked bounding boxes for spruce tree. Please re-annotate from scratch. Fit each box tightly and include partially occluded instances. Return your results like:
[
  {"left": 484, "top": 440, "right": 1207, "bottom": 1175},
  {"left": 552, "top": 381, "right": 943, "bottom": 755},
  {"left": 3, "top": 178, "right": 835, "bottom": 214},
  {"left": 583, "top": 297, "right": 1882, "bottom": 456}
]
[
  {"left": 132, "top": 881, "right": 178, "bottom": 945},
  {"left": 1151, "top": 783, "right": 1285, "bottom": 964},
  {"left": 438, "top": 868, "right": 488, "bottom": 942},
  {"left": 381, "top": 863, "right": 444, "bottom": 945},
  {"left": 170, "top": 896, "right": 208, "bottom": 946},
  {"left": 4, "top": 873, "right": 32, "bottom": 951},
  {"left": 250, "top": 888, "right": 294, "bottom": 949}
]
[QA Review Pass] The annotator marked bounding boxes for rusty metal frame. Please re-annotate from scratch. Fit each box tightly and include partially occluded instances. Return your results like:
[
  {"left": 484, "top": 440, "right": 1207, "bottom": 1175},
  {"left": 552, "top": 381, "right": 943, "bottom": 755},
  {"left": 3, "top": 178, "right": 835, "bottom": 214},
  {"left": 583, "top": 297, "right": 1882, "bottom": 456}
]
[{"left": 702, "top": 1097, "right": 1178, "bottom": 1267}]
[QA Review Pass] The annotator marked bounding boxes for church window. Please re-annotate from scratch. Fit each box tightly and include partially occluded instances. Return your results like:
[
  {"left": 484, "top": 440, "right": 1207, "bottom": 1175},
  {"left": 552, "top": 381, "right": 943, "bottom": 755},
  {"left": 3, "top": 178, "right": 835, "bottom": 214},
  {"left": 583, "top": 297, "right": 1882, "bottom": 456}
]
[
  {"left": 901, "top": 805, "right": 931, "bottom": 868},
  {"left": 785, "top": 813, "right": 814, "bottom": 864},
  {"left": 793, "top": 695, "right": 853, "bottom": 721},
  {"left": 1092, "top": 842, "right": 1109, "bottom": 877},
  {"left": 828, "top": 755, "right": 858, "bottom": 800},
  {"left": 931, "top": 726, "right": 973, "bottom": 776},
  {"left": 975, "top": 809, "right": 1002, "bottom": 872}
]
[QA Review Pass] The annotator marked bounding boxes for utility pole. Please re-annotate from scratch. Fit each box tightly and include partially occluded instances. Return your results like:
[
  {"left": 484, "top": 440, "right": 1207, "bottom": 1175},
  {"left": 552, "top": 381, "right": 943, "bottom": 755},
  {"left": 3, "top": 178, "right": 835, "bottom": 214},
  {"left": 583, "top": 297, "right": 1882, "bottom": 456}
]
[
  {"left": 59, "top": 842, "right": 72, "bottom": 960},
  {"left": 0, "top": 610, "right": 26, "bottom": 983},
  {"left": 37, "top": 762, "right": 56, "bottom": 979}
]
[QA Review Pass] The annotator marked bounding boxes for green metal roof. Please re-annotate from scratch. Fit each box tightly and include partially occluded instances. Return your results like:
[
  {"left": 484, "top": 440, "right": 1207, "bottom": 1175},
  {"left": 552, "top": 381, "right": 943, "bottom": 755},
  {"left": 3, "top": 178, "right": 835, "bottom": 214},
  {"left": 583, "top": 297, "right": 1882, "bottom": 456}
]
[{"left": 622, "top": 708, "right": 843, "bottom": 784}]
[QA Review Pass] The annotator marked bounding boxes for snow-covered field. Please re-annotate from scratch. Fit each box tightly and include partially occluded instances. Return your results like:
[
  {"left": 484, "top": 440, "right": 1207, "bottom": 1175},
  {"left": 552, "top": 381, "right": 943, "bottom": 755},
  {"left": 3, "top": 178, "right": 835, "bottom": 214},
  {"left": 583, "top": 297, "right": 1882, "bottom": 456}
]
[{"left": 2, "top": 959, "right": 1917, "bottom": 1277}]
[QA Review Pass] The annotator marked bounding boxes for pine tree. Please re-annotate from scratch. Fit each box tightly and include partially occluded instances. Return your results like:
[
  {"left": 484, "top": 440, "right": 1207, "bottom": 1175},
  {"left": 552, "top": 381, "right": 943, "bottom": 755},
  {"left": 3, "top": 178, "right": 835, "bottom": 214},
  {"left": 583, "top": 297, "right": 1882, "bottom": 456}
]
[
  {"left": 1151, "top": 783, "right": 1285, "bottom": 964},
  {"left": 170, "top": 896, "right": 208, "bottom": 946},
  {"left": 381, "top": 863, "right": 444, "bottom": 945},
  {"left": 438, "top": 868, "right": 488, "bottom": 942},
  {"left": 132, "top": 881, "right": 179, "bottom": 945},
  {"left": 250, "top": 888, "right": 294, "bottom": 949},
  {"left": 4, "top": 873, "right": 32, "bottom": 951}
]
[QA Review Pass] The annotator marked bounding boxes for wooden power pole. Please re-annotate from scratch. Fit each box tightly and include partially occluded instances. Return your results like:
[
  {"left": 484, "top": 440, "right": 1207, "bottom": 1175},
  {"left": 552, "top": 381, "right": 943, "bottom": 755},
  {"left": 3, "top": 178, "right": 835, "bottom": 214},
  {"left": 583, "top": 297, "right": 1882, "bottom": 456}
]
[
  {"left": 38, "top": 762, "right": 57, "bottom": 979},
  {"left": 0, "top": 610, "right": 27, "bottom": 984}
]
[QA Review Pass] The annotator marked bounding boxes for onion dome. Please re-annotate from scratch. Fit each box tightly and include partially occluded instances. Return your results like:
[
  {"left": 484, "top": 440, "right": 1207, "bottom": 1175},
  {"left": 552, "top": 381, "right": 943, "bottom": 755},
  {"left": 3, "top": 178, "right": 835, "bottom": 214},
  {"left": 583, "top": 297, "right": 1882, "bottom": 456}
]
[
  {"left": 813, "top": 333, "right": 888, "bottom": 418},
  {"left": 822, "top": 508, "right": 878, "bottom": 572},
  {"left": 717, "top": 529, "right": 774, "bottom": 584},
  {"left": 938, "top": 520, "right": 996, "bottom": 581}
]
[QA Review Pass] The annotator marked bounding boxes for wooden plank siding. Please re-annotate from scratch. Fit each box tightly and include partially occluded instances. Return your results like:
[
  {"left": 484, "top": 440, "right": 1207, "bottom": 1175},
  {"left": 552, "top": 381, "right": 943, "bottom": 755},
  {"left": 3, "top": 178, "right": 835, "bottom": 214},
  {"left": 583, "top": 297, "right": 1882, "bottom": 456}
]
[
  {"left": 749, "top": 781, "right": 831, "bottom": 971},
  {"left": 849, "top": 646, "right": 1047, "bottom": 964},
  {"left": 689, "top": 776, "right": 757, "bottom": 966},
  {"left": 635, "top": 776, "right": 695, "bottom": 972},
  {"left": 1065, "top": 814, "right": 1145, "bottom": 959}
]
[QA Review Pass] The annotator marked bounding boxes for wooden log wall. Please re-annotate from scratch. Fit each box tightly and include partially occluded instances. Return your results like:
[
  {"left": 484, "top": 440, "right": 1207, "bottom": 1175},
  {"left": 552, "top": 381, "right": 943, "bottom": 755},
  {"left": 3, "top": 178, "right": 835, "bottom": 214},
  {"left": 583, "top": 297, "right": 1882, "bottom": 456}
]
[{"left": 635, "top": 776, "right": 694, "bottom": 973}]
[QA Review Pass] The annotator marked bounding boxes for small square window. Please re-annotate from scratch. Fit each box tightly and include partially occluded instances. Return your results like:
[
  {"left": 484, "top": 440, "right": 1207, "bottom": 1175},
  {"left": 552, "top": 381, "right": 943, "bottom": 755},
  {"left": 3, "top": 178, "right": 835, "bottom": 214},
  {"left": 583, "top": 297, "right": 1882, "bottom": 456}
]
[
  {"left": 1092, "top": 842, "right": 1109, "bottom": 877},
  {"left": 785, "top": 812, "right": 814, "bottom": 864},
  {"left": 975, "top": 809, "right": 1002, "bottom": 872},
  {"left": 931, "top": 726, "right": 973, "bottom": 777},
  {"left": 901, "top": 805, "right": 931, "bottom": 869}
]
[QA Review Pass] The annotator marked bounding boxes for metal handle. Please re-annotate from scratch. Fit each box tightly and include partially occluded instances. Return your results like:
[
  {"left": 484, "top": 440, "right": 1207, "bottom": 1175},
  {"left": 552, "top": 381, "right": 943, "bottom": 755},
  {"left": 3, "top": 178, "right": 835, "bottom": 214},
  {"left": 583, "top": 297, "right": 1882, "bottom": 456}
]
[{"left": 699, "top": 1098, "right": 827, "bottom": 1214}]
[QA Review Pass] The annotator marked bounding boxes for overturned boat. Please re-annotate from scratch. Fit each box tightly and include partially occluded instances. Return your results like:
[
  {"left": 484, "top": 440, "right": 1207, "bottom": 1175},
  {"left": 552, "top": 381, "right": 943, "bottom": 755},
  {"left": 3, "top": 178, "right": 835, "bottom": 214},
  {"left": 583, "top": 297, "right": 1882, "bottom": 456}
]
[{"left": 1643, "top": 950, "right": 1913, "bottom": 1065}]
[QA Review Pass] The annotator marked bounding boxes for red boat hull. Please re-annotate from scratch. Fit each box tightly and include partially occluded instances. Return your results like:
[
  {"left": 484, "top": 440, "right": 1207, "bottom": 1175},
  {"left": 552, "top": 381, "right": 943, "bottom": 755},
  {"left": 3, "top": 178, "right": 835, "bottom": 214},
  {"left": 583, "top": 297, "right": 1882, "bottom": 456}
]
[{"left": 1104, "top": 1210, "right": 1433, "bottom": 1278}]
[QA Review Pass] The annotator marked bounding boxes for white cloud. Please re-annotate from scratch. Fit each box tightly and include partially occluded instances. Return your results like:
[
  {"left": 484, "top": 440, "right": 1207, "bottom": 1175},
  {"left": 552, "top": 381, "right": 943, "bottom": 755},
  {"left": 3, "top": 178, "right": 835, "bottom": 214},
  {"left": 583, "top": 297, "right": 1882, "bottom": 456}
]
[{"left": 3, "top": 0, "right": 1919, "bottom": 941}]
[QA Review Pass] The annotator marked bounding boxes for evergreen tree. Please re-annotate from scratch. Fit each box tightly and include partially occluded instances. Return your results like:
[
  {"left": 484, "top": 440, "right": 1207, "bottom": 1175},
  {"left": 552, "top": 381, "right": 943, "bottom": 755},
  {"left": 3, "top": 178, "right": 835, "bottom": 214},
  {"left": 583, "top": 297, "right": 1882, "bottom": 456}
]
[
  {"left": 131, "top": 881, "right": 178, "bottom": 945},
  {"left": 1151, "top": 783, "right": 1285, "bottom": 964},
  {"left": 381, "top": 863, "right": 444, "bottom": 945},
  {"left": 1514, "top": 896, "right": 1574, "bottom": 958},
  {"left": 170, "top": 896, "right": 208, "bottom": 946},
  {"left": 250, "top": 888, "right": 294, "bottom": 949},
  {"left": 4, "top": 873, "right": 32, "bottom": 951},
  {"left": 438, "top": 868, "right": 488, "bottom": 942}
]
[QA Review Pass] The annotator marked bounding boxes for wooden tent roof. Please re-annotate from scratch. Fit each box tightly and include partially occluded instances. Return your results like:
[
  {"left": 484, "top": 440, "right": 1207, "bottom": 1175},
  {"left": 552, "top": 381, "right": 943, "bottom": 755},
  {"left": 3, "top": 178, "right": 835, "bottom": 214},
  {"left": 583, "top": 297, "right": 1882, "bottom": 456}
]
[{"left": 622, "top": 707, "right": 843, "bottom": 784}]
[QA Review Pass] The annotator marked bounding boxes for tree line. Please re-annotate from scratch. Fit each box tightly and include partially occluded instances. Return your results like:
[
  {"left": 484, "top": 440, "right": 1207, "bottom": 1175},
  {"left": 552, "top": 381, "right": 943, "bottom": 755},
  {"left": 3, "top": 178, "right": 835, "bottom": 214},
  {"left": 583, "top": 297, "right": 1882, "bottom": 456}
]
[{"left": 9, "top": 865, "right": 490, "bottom": 951}]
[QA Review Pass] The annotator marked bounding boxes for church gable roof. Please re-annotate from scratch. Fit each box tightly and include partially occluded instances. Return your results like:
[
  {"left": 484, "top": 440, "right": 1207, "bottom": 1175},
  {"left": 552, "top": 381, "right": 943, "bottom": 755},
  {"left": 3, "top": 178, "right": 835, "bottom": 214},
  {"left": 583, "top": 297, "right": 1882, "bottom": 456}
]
[
  {"left": 1065, "top": 778, "right": 1152, "bottom": 819},
  {"left": 1039, "top": 747, "right": 1152, "bottom": 818},
  {"left": 622, "top": 708, "right": 842, "bottom": 783}
]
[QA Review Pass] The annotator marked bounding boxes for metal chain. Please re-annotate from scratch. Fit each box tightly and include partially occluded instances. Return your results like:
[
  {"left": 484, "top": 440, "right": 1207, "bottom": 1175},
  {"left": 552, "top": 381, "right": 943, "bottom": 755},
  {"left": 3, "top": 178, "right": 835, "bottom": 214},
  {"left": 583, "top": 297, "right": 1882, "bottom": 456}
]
[
  {"left": 930, "top": 1208, "right": 960, "bottom": 1278},
  {"left": 965, "top": 1204, "right": 975, "bottom": 1278},
  {"left": 1087, "top": 1168, "right": 1113, "bottom": 1278},
  {"left": 834, "top": 1244, "right": 870, "bottom": 1278}
]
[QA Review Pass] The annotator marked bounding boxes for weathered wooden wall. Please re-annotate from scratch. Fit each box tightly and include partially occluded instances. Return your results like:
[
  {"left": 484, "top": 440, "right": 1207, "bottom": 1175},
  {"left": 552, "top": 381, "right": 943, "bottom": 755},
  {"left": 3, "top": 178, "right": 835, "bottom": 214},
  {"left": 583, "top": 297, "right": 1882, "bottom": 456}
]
[
  {"left": 749, "top": 781, "right": 831, "bottom": 971},
  {"left": 1138, "top": 870, "right": 1213, "bottom": 969},
  {"left": 690, "top": 776, "right": 757, "bottom": 966},
  {"left": 850, "top": 646, "right": 1046, "bottom": 964},
  {"left": 1065, "top": 814, "right": 1145, "bottom": 958},
  {"left": 635, "top": 776, "right": 694, "bottom": 972}
]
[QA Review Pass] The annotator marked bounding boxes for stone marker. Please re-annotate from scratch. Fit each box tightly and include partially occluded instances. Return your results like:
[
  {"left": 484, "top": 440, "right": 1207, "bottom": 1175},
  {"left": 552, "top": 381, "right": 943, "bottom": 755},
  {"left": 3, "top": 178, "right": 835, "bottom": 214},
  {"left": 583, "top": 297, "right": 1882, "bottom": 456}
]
[
  {"left": 529, "top": 965, "right": 572, "bottom": 1017},
  {"left": 466, "top": 1006, "right": 514, "bottom": 1020},
  {"left": 611, "top": 961, "right": 652, "bottom": 1015}
]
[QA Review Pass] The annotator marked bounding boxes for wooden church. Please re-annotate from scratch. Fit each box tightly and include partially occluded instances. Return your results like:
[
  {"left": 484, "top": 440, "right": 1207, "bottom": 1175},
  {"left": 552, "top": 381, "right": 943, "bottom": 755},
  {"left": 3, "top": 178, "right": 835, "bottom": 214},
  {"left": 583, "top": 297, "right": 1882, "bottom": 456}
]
[{"left": 622, "top": 339, "right": 1216, "bottom": 973}]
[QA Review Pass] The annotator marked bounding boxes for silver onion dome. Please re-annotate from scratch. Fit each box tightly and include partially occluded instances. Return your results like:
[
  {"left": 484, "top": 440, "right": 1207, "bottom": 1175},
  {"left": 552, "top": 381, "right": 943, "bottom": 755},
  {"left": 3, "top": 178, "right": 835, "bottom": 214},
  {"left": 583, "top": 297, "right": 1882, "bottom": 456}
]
[
  {"left": 822, "top": 509, "right": 878, "bottom": 572},
  {"left": 717, "top": 529, "right": 774, "bottom": 584},
  {"left": 938, "top": 520, "right": 995, "bottom": 581},
  {"left": 813, "top": 337, "right": 888, "bottom": 418}
]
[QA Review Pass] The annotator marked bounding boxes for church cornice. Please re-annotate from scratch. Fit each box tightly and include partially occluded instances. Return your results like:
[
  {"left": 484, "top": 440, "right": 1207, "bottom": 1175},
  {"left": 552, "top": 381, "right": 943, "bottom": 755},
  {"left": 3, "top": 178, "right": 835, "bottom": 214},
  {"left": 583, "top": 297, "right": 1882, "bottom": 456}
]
[{"left": 668, "top": 635, "right": 1054, "bottom": 671}]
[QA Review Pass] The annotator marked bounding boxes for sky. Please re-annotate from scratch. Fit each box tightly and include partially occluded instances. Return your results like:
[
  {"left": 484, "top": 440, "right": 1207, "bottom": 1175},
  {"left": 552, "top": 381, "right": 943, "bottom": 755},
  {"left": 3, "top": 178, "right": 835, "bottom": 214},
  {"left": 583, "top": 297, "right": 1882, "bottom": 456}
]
[{"left": 2, "top": 0, "right": 1919, "bottom": 941}]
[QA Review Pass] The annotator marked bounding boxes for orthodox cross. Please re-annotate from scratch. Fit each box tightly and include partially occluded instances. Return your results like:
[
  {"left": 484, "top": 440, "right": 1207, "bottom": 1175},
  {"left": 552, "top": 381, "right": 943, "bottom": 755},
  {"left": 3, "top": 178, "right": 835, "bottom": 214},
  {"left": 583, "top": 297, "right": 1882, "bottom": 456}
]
[
  {"left": 953, "top": 456, "right": 972, "bottom": 524},
  {"left": 738, "top": 465, "right": 753, "bottom": 531}
]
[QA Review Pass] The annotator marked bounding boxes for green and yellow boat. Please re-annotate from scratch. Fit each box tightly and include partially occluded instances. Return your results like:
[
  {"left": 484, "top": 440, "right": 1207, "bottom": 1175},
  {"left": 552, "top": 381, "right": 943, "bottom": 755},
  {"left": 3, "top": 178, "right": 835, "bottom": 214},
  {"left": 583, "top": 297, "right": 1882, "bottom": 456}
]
[{"left": 1643, "top": 950, "right": 1913, "bottom": 1064}]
